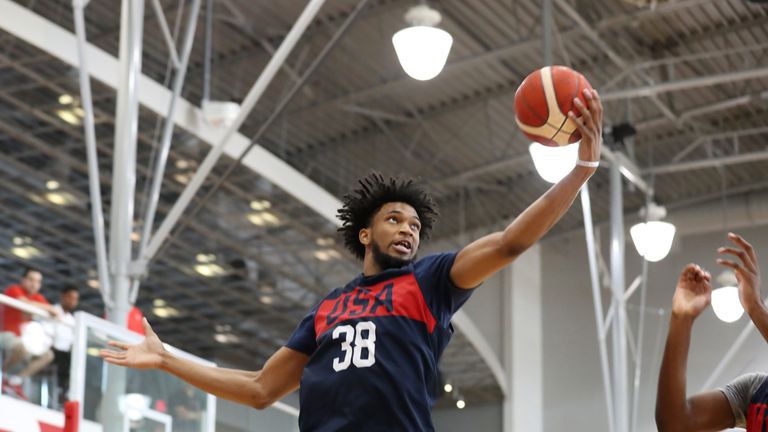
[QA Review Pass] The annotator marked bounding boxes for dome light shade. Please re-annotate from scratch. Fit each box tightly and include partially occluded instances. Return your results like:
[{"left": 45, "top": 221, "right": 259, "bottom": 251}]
[
  {"left": 529, "top": 142, "right": 578, "bottom": 183},
  {"left": 392, "top": 26, "right": 453, "bottom": 81},
  {"left": 629, "top": 221, "right": 676, "bottom": 262},
  {"left": 392, "top": 5, "right": 452, "bottom": 81},
  {"left": 711, "top": 286, "right": 744, "bottom": 323}
]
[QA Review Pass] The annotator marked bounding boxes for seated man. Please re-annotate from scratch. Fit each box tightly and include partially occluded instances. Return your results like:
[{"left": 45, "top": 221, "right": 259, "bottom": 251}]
[
  {"left": 1, "top": 266, "right": 57, "bottom": 398},
  {"left": 656, "top": 233, "right": 766, "bottom": 431}
]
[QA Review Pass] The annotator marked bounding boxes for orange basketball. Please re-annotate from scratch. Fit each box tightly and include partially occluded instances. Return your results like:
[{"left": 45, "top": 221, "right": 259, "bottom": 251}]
[{"left": 514, "top": 66, "right": 593, "bottom": 147}]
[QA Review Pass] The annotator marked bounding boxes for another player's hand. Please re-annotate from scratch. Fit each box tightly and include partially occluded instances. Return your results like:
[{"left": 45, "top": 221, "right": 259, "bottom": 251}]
[
  {"left": 718, "top": 232, "right": 762, "bottom": 311},
  {"left": 100, "top": 318, "right": 166, "bottom": 369},
  {"left": 672, "top": 264, "right": 712, "bottom": 320},
  {"left": 570, "top": 88, "right": 603, "bottom": 169}
]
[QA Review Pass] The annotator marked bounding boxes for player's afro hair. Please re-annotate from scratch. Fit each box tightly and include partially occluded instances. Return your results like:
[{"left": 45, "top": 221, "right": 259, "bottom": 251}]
[{"left": 337, "top": 172, "right": 439, "bottom": 260}]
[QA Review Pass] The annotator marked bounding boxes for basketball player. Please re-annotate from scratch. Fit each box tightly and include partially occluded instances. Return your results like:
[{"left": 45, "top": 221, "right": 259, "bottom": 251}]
[
  {"left": 656, "top": 233, "right": 766, "bottom": 431},
  {"left": 101, "top": 89, "right": 602, "bottom": 430}
]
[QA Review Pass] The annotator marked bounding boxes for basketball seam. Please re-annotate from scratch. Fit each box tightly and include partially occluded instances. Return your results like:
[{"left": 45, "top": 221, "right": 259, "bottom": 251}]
[{"left": 550, "top": 74, "right": 585, "bottom": 143}]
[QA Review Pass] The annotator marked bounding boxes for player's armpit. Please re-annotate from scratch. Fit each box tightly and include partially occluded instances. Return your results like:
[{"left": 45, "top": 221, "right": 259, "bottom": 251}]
[{"left": 658, "top": 390, "right": 734, "bottom": 432}]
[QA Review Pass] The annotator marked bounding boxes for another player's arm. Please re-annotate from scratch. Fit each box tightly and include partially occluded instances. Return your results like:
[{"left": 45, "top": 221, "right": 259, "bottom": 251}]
[
  {"left": 450, "top": 89, "right": 602, "bottom": 289},
  {"left": 718, "top": 233, "right": 768, "bottom": 342},
  {"left": 655, "top": 265, "right": 734, "bottom": 432},
  {"left": 101, "top": 319, "right": 308, "bottom": 409}
]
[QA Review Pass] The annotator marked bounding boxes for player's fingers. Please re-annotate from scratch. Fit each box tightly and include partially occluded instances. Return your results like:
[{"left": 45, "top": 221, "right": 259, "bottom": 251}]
[
  {"left": 729, "top": 232, "right": 758, "bottom": 265},
  {"left": 102, "top": 356, "right": 129, "bottom": 366},
  {"left": 591, "top": 89, "right": 603, "bottom": 115},
  {"left": 718, "top": 247, "right": 755, "bottom": 273},
  {"left": 584, "top": 89, "right": 602, "bottom": 123},
  {"left": 107, "top": 340, "right": 130, "bottom": 350},
  {"left": 99, "top": 349, "right": 127, "bottom": 360},
  {"left": 573, "top": 97, "right": 595, "bottom": 130},
  {"left": 717, "top": 258, "right": 743, "bottom": 273}
]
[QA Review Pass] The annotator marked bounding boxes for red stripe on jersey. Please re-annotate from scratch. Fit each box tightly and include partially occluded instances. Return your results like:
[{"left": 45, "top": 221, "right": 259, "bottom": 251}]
[
  {"left": 748, "top": 403, "right": 768, "bottom": 431},
  {"left": 314, "top": 274, "right": 437, "bottom": 338}
]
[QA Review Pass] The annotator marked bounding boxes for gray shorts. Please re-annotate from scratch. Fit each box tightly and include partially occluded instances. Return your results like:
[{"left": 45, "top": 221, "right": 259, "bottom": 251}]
[{"left": 0, "top": 331, "right": 20, "bottom": 357}]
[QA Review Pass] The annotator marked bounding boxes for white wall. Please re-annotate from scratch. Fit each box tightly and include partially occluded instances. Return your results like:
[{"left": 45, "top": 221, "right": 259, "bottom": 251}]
[{"left": 540, "top": 221, "right": 768, "bottom": 432}]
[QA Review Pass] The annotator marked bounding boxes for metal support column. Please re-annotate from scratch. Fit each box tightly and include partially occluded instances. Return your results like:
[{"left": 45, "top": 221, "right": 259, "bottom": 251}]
[
  {"left": 103, "top": 0, "right": 144, "bottom": 429},
  {"left": 610, "top": 161, "right": 629, "bottom": 432},
  {"left": 580, "top": 185, "right": 615, "bottom": 432},
  {"left": 132, "top": 0, "right": 203, "bottom": 302},
  {"left": 72, "top": 0, "right": 112, "bottom": 309}
]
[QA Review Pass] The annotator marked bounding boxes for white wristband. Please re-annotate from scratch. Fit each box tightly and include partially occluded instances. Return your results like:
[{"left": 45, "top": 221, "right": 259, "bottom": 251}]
[{"left": 576, "top": 159, "right": 600, "bottom": 168}]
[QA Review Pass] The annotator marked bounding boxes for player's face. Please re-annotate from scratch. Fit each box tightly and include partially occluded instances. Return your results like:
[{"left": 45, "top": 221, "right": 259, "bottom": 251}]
[{"left": 369, "top": 202, "right": 421, "bottom": 264}]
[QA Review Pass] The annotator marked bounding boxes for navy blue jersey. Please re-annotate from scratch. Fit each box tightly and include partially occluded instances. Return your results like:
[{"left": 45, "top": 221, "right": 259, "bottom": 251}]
[{"left": 286, "top": 252, "right": 474, "bottom": 431}]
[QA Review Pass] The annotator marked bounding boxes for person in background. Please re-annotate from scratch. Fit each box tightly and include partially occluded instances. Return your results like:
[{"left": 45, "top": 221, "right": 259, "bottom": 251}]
[
  {"left": 1, "top": 266, "right": 57, "bottom": 398},
  {"left": 44, "top": 285, "right": 79, "bottom": 405}
]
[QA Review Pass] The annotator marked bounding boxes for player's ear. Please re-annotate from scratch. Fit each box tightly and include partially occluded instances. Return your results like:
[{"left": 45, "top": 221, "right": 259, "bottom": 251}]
[{"left": 359, "top": 228, "right": 371, "bottom": 246}]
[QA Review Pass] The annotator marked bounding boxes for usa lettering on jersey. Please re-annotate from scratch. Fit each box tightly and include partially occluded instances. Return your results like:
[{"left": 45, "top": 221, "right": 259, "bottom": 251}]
[{"left": 313, "top": 274, "right": 437, "bottom": 338}]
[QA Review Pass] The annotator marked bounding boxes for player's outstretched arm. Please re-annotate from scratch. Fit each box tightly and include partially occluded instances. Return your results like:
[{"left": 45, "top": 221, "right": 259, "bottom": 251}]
[
  {"left": 718, "top": 232, "right": 768, "bottom": 342},
  {"left": 655, "top": 264, "right": 734, "bottom": 432},
  {"left": 100, "top": 318, "right": 308, "bottom": 409},
  {"left": 450, "top": 89, "right": 602, "bottom": 289}
]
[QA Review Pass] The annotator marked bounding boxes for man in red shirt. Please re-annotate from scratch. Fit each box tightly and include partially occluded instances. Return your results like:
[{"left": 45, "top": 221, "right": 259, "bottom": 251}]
[{"left": 1, "top": 267, "right": 57, "bottom": 397}]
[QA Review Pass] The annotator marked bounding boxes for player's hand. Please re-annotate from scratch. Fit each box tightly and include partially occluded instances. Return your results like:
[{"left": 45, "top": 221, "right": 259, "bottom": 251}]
[
  {"left": 717, "top": 232, "right": 762, "bottom": 311},
  {"left": 100, "top": 318, "right": 166, "bottom": 369},
  {"left": 570, "top": 88, "right": 603, "bottom": 169},
  {"left": 672, "top": 264, "right": 712, "bottom": 319}
]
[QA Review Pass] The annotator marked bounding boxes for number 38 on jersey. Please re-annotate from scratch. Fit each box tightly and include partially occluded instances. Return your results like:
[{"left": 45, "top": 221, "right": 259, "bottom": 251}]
[{"left": 332, "top": 321, "right": 376, "bottom": 372}]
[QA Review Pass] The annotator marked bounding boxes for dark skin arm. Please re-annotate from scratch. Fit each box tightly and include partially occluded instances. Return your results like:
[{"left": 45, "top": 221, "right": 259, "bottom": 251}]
[
  {"left": 101, "top": 319, "right": 308, "bottom": 409},
  {"left": 450, "top": 89, "right": 602, "bottom": 289},
  {"left": 718, "top": 232, "right": 767, "bottom": 341},
  {"left": 655, "top": 264, "right": 734, "bottom": 432}
]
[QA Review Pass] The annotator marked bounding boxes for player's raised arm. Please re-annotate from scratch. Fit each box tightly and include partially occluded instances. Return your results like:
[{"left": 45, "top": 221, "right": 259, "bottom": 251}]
[
  {"left": 100, "top": 318, "right": 308, "bottom": 409},
  {"left": 449, "top": 88, "right": 602, "bottom": 289},
  {"left": 718, "top": 232, "right": 768, "bottom": 342},
  {"left": 655, "top": 264, "right": 734, "bottom": 432}
]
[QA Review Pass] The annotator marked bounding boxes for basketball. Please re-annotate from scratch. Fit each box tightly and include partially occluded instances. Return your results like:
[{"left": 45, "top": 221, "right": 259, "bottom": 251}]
[{"left": 514, "top": 66, "right": 594, "bottom": 147}]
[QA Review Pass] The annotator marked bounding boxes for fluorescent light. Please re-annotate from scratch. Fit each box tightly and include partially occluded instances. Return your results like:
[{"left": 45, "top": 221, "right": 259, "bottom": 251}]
[
  {"left": 711, "top": 286, "right": 744, "bottom": 323},
  {"left": 214, "top": 332, "right": 240, "bottom": 344},
  {"left": 44, "top": 191, "right": 77, "bottom": 206},
  {"left": 58, "top": 94, "right": 74, "bottom": 105},
  {"left": 392, "top": 5, "right": 452, "bottom": 81},
  {"left": 248, "top": 211, "right": 280, "bottom": 226},
  {"left": 45, "top": 180, "right": 60, "bottom": 190},
  {"left": 173, "top": 173, "right": 191, "bottom": 184},
  {"left": 194, "top": 263, "right": 226, "bottom": 277},
  {"left": 153, "top": 299, "right": 166, "bottom": 307},
  {"left": 10, "top": 245, "right": 42, "bottom": 259},
  {"left": 316, "top": 237, "right": 335, "bottom": 247},
  {"left": 153, "top": 306, "right": 179, "bottom": 319},
  {"left": 630, "top": 221, "right": 676, "bottom": 262},
  {"left": 56, "top": 109, "right": 81, "bottom": 126},
  {"left": 249, "top": 199, "right": 272, "bottom": 211},
  {"left": 529, "top": 142, "right": 579, "bottom": 183},
  {"left": 196, "top": 253, "right": 216, "bottom": 263}
]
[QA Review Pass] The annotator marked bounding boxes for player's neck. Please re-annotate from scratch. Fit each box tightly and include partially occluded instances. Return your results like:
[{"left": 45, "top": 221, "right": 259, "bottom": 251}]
[{"left": 362, "top": 253, "right": 383, "bottom": 276}]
